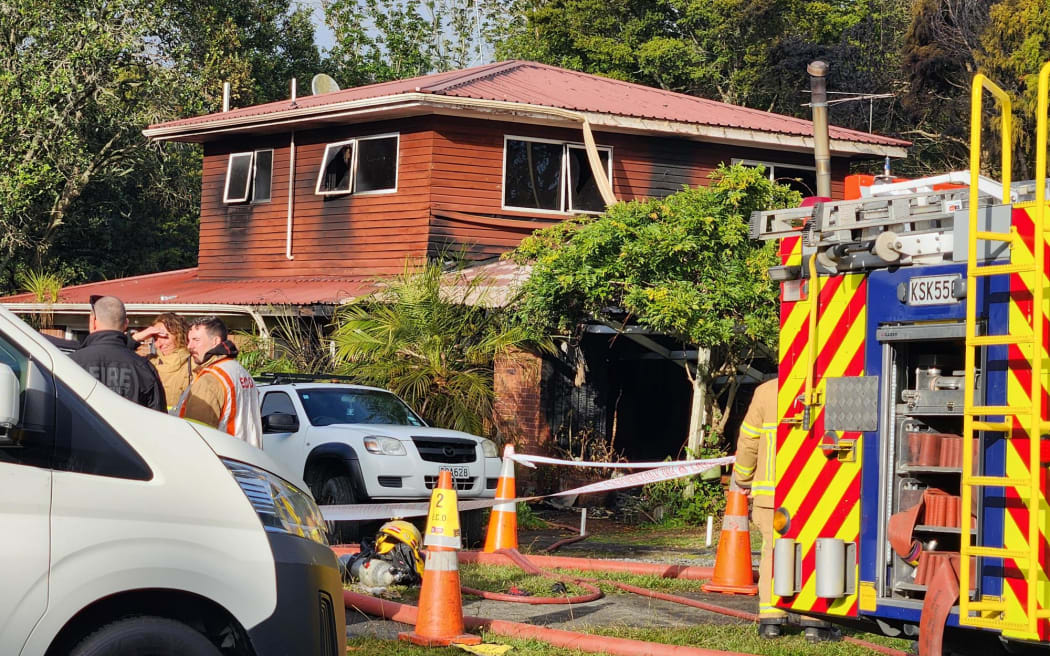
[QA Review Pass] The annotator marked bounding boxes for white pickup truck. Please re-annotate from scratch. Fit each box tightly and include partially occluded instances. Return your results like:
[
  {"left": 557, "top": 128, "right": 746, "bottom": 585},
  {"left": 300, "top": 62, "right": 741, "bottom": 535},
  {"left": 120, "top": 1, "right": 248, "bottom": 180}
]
[{"left": 255, "top": 375, "right": 502, "bottom": 544}]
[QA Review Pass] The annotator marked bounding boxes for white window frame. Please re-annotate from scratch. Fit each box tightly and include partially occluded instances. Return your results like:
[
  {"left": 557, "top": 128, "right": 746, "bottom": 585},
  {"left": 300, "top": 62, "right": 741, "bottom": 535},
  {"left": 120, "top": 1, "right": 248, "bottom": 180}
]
[
  {"left": 222, "top": 149, "right": 273, "bottom": 204},
  {"left": 314, "top": 132, "right": 400, "bottom": 197},
  {"left": 502, "top": 135, "right": 613, "bottom": 215}
]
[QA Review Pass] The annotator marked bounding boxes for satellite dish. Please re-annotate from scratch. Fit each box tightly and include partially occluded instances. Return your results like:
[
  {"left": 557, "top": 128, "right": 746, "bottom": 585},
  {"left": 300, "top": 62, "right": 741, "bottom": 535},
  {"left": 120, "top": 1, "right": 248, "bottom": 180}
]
[{"left": 311, "top": 73, "right": 341, "bottom": 95}]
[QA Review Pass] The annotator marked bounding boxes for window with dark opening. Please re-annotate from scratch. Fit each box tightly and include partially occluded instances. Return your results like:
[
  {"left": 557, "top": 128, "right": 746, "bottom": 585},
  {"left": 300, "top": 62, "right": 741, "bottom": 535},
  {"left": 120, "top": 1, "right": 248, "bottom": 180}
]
[
  {"left": 568, "top": 146, "right": 610, "bottom": 213},
  {"left": 315, "top": 133, "right": 399, "bottom": 196},
  {"left": 223, "top": 149, "right": 273, "bottom": 204},
  {"left": 504, "top": 137, "right": 611, "bottom": 213}
]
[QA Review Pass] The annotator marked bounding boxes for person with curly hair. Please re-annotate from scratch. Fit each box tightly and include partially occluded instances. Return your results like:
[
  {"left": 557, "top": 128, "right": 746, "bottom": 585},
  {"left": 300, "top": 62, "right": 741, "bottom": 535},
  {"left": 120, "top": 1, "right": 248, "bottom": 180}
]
[{"left": 133, "top": 312, "right": 192, "bottom": 411}]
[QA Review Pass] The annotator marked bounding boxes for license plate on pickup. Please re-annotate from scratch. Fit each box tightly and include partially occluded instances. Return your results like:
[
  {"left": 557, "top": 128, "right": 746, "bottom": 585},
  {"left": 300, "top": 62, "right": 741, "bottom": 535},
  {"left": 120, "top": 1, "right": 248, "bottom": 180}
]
[{"left": 440, "top": 466, "right": 469, "bottom": 478}]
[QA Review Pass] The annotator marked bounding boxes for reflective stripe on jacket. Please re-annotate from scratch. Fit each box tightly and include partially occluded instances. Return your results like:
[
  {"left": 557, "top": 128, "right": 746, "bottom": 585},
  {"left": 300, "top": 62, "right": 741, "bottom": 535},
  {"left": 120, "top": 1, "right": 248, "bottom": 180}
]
[
  {"left": 177, "top": 355, "right": 262, "bottom": 448},
  {"left": 732, "top": 378, "right": 777, "bottom": 508}
]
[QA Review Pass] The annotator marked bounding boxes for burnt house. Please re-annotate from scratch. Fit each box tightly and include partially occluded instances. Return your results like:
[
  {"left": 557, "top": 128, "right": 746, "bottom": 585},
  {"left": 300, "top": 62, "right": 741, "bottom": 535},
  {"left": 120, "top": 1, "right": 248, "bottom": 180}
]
[{"left": 2, "top": 60, "right": 907, "bottom": 459}]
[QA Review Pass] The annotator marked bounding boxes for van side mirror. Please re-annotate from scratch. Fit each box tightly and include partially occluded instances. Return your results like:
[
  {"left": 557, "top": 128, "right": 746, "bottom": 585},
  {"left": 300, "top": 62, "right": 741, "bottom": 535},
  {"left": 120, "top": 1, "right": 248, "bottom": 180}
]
[
  {"left": 263, "top": 412, "right": 298, "bottom": 433},
  {"left": 0, "top": 363, "right": 20, "bottom": 428}
]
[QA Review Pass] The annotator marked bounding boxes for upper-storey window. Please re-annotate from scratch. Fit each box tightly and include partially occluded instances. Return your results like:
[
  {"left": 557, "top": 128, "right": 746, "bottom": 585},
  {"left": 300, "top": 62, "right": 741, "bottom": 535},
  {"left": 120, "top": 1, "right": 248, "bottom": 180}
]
[
  {"left": 223, "top": 149, "right": 272, "bottom": 204},
  {"left": 315, "top": 133, "right": 399, "bottom": 196},
  {"left": 503, "top": 136, "right": 612, "bottom": 214},
  {"left": 735, "top": 159, "right": 817, "bottom": 197}
]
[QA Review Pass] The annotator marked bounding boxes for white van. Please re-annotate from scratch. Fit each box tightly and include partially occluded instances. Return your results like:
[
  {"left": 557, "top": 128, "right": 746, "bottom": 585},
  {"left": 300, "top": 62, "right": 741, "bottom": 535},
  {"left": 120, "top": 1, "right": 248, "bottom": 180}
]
[{"left": 0, "top": 307, "right": 344, "bottom": 656}]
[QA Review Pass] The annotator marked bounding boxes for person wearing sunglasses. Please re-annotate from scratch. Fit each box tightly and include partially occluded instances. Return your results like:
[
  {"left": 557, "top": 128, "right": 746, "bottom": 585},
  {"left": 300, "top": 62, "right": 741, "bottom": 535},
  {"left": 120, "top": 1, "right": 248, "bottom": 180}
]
[{"left": 71, "top": 295, "right": 166, "bottom": 411}]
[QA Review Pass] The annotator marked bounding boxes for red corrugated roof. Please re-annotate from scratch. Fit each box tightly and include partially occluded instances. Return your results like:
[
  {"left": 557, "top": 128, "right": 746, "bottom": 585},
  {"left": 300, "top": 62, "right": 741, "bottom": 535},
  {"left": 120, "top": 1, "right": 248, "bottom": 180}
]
[
  {"left": 0, "top": 268, "right": 375, "bottom": 306},
  {"left": 149, "top": 60, "right": 908, "bottom": 148}
]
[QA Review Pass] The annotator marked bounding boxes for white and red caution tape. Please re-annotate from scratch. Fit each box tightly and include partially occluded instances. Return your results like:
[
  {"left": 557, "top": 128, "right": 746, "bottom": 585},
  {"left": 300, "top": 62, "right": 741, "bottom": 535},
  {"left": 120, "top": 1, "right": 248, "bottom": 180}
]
[{"left": 320, "top": 454, "right": 733, "bottom": 522}]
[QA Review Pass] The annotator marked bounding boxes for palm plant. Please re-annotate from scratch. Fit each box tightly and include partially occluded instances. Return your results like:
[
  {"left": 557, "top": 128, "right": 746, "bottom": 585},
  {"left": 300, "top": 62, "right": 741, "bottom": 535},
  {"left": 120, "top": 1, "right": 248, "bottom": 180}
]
[
  {"left": 331, "top": 259, "right": 543, "bottom": 436},
  {"left": 18, "top": 270, "right": 65, "bottom": 329}
]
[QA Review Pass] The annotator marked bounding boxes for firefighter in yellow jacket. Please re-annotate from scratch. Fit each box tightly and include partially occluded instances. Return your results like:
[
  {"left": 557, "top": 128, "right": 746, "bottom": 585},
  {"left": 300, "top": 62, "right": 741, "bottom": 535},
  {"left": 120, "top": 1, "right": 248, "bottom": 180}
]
[
  {"left": 730, "top": 378, "right": 783, "bottom": 637},
  {"left": 730, "top": 378, "right": 838, "bottom": 642}
]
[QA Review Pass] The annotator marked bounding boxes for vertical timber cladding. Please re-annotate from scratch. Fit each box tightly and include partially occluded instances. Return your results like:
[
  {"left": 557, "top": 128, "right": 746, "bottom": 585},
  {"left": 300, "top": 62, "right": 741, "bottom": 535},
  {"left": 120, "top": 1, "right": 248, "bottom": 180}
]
[
  {"left": 775, "top": 235, "right": 866, "bottom": 617},
  {"left": 1002, "top": 204, "right": 1050, "bottom": 641}
]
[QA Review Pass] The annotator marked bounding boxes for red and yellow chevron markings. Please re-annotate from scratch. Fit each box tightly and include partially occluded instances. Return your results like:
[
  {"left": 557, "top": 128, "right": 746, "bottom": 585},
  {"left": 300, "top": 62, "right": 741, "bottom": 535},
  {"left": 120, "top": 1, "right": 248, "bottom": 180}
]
[
  {"left": 998, "top": 204, "right": 1050, "bottom": 641},
  {"left": 774, "top": 239, "right": 865, "bottom": 617}
]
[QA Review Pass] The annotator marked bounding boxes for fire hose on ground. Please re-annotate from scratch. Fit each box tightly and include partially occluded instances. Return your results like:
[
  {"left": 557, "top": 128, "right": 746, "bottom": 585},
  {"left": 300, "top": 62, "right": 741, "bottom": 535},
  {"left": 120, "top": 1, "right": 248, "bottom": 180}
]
[{"left": 338, "top": 546, "right": 909, "bottom": 656}]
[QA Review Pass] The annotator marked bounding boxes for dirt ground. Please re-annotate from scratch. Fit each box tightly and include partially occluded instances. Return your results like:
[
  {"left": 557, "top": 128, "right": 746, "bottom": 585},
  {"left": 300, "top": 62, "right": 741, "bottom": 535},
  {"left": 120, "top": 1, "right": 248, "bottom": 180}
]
[{"left": 345, "top": 509, "right": 759, "bottom": 640}]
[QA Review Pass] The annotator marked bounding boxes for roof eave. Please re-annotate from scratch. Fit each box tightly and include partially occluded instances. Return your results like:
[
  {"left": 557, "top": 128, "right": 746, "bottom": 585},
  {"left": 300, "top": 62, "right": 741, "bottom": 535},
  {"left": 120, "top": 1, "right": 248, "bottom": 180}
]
[
  {"left": 144, "top": 93, "right": 906, "bottom": 158},
  {"left": 581, "top": 113, "right": 908, "bottom": 158}
]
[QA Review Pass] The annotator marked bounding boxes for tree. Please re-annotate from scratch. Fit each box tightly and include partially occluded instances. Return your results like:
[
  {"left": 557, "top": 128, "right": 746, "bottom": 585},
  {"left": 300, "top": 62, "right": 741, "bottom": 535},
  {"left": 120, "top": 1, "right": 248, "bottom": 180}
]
[
  {"left": 509, "top": 164, "right": 799, "bottom": 449},
  {"left": 899, "top": 0, "right": 995, "bottom": 175},
  {"left": 0, "top": 1, "right": 187, "bottom": 282},
  {"left": 323, "top": 0, "right": 510, "bottom": 86},
  {"left": 976, "top": 0, "right": 1050, "bottom": 178},
  {"left": 331, "top": 259, "right": 542, "bottom": 435},
  {"left": 0, "top": 0, "right": 320, "bottom": 292}
]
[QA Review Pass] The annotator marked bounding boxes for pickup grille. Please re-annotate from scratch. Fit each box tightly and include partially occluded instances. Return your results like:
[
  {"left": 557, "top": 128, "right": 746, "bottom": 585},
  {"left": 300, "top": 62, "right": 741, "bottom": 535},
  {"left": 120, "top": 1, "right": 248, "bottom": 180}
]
[
  {"left": 411, "top": 437, "right": 477, "bottom": 463},
  {"left": 425, "top": 475, "right": 476, "bottom": 490}
]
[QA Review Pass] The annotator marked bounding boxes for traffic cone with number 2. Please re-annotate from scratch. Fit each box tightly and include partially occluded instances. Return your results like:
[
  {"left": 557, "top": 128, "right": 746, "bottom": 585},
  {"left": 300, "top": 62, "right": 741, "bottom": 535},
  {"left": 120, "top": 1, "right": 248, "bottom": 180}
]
[{"left": 399, "top": 470, "right": 481, "bottom": 647}]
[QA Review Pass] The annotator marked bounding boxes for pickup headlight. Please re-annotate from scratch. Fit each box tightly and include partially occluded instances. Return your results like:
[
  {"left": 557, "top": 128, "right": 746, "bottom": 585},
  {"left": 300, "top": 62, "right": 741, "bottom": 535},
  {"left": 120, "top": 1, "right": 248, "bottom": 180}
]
[
  {"left": 363, "top": 435, "right": 407, "bottom": 455},
  {"left": 222, "top": 459, "right": 328, "bottom": 545},
  {"left": 480, "top": 438, "right": 498, "bottom": 458}
]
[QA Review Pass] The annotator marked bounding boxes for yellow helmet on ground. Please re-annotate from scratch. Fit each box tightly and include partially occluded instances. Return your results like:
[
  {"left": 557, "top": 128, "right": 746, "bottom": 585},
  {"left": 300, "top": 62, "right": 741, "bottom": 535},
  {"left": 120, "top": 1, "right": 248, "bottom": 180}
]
[{"left": 375, "top": 520, "right": 424, "bottom": 577}]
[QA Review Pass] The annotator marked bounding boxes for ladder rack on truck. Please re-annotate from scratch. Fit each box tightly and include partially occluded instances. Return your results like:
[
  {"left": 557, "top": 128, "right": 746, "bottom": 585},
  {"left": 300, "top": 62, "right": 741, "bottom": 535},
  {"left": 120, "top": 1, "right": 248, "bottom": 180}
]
[{"left": 749, "top": 62, "right": 1050, "bottom": 652}]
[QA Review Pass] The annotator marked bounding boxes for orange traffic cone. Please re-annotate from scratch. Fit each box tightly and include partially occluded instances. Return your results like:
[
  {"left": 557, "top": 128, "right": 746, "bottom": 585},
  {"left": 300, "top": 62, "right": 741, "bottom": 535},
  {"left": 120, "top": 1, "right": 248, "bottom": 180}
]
[
  {"left": 399, "top": 470, "right": 482, "bottom": 647},
  {"left": 483, "top": 444, "right": 518, "bottom": 553},
  {"left": 701, "top": 488, "right": 758, "bottom": 595}
]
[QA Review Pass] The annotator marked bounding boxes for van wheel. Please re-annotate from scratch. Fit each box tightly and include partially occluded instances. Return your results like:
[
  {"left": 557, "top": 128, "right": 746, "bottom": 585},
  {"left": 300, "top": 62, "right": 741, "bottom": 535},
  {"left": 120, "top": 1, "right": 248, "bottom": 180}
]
[
  {"left": 71, "top": 616, "right": 221, "bottom": 656},
  {"left": 310, "top": 469, "right": 362, "bottom": 545}
]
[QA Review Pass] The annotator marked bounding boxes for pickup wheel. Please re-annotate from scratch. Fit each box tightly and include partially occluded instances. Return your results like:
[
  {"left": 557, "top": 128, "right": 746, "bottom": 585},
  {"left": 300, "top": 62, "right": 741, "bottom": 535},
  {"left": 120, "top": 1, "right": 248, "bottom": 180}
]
[
  {"left": 70, "top": 616, "right": 221, "bottom": 656},
  {"left": 460, "top": 508, "right": 488, "bottom": 549},
  {"left": 309, "top": 468, "right": 362, "bottom": 545}
]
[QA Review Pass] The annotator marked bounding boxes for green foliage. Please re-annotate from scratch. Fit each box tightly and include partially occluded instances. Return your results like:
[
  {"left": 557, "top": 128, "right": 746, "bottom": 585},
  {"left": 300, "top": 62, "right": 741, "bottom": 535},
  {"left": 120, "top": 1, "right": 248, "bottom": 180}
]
[
  {"left": 0, "top": 0, "right": 319, "bottom": 293},
  {"left": 323, "top": 0, "right": 514, "bottom": 85},
  {"left": 516, "top": 502, "right": 549, "bottom": 530},
  {"left": 17, "top": 269, "right": 65, "bottom": 329},
  {"left": 642, "top": 476, "right": 726, "bottom": 526},
  {"left": 331, "top": 258, "right": 545, "bottom": 435},
  {"left": 237, "top": 315, "right": 336, "bottom": 377},
  {"left": 510, "top": 164, "right": 797, "bottom": 356}
]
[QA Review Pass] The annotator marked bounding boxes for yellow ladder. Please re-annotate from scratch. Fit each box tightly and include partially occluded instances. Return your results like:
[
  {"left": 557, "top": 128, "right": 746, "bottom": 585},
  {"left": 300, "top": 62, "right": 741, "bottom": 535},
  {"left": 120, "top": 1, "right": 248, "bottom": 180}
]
[{"left": 961, "top": 64, "right": 1050, "bottom": 636}]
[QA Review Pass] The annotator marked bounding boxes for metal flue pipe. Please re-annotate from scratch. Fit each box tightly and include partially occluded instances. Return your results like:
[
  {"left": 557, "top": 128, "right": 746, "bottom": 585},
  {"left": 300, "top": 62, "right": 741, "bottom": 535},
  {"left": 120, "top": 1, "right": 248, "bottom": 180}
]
[{"left": 808, "top": 61, "right": 831, "bottom": 198}]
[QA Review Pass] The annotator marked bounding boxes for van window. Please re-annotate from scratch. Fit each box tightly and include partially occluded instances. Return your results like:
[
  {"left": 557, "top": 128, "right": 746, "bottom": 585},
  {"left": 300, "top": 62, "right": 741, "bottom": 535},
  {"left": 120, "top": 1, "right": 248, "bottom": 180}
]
[
  {"left": 52, "top": 379, "right": 152, "bottom": 480},
  {"left": 0, "top": 335, "right": 52, "bottom": 468}
]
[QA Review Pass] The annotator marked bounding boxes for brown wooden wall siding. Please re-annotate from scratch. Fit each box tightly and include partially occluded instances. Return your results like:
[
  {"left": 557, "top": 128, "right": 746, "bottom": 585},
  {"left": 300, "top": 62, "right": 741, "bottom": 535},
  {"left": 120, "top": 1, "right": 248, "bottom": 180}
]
[
  {"left": 425, "top": 115, "right": 848, "bottom": 259},
  {"left": 198, "top": 118, "right": 433, "bottom": 279}
]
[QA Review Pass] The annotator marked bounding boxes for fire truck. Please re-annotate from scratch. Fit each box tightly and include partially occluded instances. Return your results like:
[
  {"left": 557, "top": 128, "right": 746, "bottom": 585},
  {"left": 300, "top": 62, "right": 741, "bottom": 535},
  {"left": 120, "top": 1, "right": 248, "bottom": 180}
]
[{"left": 750, "top": 65, "right": 1050, "bottom": 654}]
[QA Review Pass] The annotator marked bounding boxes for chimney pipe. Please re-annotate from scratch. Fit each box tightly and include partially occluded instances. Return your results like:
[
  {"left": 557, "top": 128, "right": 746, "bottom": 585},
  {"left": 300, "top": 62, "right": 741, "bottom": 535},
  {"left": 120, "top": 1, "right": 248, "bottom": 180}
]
[
  {"left": 808, "top": 61, "right": 831, "bottom": 198},
  {"left": 222, "top": 82, "right": 231, "bottom": 113}
]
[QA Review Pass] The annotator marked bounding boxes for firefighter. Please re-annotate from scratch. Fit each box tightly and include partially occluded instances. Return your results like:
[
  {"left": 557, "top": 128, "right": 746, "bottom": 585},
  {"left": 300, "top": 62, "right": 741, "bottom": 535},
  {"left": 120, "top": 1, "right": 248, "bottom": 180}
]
[{"left": 730, "top": 378, "right": 838, "bottom": 642}]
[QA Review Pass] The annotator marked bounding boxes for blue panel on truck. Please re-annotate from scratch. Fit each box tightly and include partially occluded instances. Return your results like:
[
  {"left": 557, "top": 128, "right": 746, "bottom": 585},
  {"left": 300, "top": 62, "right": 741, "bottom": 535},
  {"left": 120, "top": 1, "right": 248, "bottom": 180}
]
[{"left": 859, "top": 263, "right": 1010, "bottom": 621}]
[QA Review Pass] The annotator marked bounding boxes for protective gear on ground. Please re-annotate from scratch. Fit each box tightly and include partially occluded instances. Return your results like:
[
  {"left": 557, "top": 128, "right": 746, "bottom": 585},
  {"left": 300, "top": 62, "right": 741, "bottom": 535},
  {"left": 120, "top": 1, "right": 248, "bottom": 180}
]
[{"left": 375, "top": 520, "right": 425, "bottom": 578}]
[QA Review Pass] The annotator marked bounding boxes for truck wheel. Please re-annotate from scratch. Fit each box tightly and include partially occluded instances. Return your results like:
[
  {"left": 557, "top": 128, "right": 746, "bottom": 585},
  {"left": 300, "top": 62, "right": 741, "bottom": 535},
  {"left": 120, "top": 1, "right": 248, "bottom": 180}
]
[
  {"left": 311, "top": 470, "right": 362, "bottom": 544},
  {"left": 461, "top": 508, "right": 488, "bottom": 549},
  {"left": 71, "top": 616, "right": 221, "bottom": 656}
]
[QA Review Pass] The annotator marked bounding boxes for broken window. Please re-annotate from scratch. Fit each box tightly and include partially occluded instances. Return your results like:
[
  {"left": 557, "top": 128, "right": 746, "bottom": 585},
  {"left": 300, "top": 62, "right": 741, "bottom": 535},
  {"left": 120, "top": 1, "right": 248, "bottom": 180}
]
[
  {"left": 316, "top": 133, "right": 399, "bottom": 196},
  {"left": 735, "top": 159, "right": 818, "bottom": 198},
  {"left": 503, "top": 137, "right": 612, "bottom": 213}
]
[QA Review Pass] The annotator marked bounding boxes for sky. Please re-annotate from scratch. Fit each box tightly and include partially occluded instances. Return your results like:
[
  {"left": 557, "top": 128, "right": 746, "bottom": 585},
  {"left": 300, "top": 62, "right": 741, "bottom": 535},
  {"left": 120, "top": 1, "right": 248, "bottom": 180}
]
[{"left": 300, "top": 0, "right": 336, "bottom": 52}]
